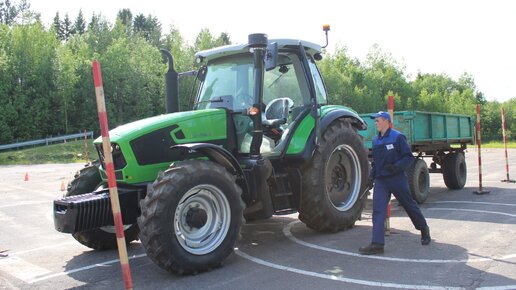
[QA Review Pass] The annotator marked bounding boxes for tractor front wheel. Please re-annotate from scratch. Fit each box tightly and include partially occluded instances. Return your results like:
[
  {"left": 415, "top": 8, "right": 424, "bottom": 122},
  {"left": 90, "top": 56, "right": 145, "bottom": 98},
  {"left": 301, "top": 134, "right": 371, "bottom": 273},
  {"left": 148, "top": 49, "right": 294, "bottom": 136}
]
[{"left": 138, "top": 160, "right": 244, "bottom": 274}]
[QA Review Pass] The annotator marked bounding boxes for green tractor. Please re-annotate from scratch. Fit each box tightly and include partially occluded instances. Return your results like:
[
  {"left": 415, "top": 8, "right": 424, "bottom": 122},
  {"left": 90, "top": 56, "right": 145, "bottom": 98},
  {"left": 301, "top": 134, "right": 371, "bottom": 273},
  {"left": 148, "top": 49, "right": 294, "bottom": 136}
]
[{"left": 54, "top": 33, "right": 369, "bottom": 274}]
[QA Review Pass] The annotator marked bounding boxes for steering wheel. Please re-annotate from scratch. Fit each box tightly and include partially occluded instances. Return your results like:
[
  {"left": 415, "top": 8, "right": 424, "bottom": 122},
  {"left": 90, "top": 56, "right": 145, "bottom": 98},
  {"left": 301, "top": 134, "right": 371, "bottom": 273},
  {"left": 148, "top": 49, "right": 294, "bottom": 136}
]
[
  {"left": 234, "top": 93, "right": 254, "bottom": 109},
  {"left": 265, "top": 97, "right": 294, "bottom": 120}
]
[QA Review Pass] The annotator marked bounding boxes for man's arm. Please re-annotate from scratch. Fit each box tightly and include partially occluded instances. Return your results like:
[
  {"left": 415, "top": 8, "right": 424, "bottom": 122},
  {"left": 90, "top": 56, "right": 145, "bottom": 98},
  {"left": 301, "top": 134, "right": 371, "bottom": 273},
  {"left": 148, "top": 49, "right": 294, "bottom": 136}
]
[{"left": 393, "top": 134, "right": 414, "bottom": 170}]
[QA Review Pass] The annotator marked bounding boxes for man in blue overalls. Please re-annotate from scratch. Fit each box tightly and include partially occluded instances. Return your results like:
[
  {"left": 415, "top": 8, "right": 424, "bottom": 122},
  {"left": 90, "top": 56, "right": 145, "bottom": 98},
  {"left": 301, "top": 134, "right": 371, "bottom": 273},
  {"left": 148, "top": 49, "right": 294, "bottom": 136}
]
[{"left": 359, "top": 111, "right": 431, "bottom": 255}]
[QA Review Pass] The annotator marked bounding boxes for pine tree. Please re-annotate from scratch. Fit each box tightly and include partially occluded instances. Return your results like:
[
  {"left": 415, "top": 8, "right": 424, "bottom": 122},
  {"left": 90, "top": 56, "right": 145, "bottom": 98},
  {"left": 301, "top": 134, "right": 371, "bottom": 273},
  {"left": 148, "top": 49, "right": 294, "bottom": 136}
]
[
  {"left": 61, "top": 13, "right": 71, "bottom": 41},
  {"left": 53, "top": 12, "right": 63, "bottom": 40},
  {"left": 72, "top": 9, "right": 86, "bottom": 35}
]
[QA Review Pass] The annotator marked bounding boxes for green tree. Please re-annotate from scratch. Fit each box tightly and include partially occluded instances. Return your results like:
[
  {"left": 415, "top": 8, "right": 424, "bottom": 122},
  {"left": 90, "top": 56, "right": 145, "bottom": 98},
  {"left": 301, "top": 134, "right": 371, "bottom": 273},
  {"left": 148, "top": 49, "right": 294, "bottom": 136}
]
[
  {"left": 481, "top": 101, "right": 502, "bottom": 142},
  {"left": 98, "top": 36, "right": 164, "bottom": 126},
  {"left": 361, "top": 45, "right": 411, "bottom": 111},
  {"left": 52, "top": 12, "right": 62, "bottom": 39},
  {"left": 319, "top": 46, "right": 363, "bottom": 108},
  {"left": 501, "top": 98, "right": 516, "bottom": 141},
  {"left": 193, "top": 28, "right": 218, "bottom": 51},
  {"left": 132, "top": 13, "right": 161, "bottom": 46},
  {"left": 55, "top": 44, "right": 80, "bottom": 133},
  {"left": 72, "top": 9, "right": 86, "bottom": 35},
  {"left": 161, "top": 25, "right": 197, "bottom": 110},
  {"left": 216, "top": 32, "right": 231, "bottom": 46},
  {"left": 116, "top": 8, "right": 132, "bottom": 35},
  {"left": 61, "top": 13, "right": 72, "bottom": 41},
  {"left": 86, "top": 13, "right": 114, "bottom": 53},
  {"left": 5, "top": 22, "right": 60, "bottom": 140},
  {"left": 0, "top": 23, "right": 14, "bottom": 142},
  {"left": 0, "top": 0, "right": 30, "bottom": 25}
]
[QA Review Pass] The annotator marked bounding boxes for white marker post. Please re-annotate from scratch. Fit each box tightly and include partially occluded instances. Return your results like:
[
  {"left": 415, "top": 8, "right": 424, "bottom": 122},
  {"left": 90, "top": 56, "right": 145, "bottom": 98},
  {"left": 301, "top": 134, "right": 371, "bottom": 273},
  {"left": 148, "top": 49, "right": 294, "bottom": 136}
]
[{"left": 501, "top": 107, "right": 515, "bottom": 183}]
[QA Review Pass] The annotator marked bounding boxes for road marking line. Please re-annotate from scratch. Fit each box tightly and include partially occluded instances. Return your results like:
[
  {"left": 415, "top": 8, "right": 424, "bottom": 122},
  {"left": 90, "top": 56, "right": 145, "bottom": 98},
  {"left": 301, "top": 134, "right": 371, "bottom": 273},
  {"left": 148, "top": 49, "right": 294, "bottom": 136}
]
[
  {"left": 284, "top": 217, "right": 516, "bottom": 263},
  {"left": 427, "top": 201, "right": 516, "bottom": 207},
  {"left": 283, "top": 221, "right": 493, "bottom": 263},
  {"left": 0, "top": 256, "right": 51, "bottom": 282},
  {"left": 428, "top": 208, "right": 516, "bottom": 218},
  {"left": 2, "top": 184, "right": 58, "bottom": 196},
  {"left": 235, "top": 249, "right": 461, "bottom": 290},
  {"left": 27, "top": 253, "right": 147, "bottom": 284},
  {"left": 9, "top": 242, "right": 76, "bottom": 256},
  {"left": 0, "top": 201, "right": 51, "bottom": 209}
]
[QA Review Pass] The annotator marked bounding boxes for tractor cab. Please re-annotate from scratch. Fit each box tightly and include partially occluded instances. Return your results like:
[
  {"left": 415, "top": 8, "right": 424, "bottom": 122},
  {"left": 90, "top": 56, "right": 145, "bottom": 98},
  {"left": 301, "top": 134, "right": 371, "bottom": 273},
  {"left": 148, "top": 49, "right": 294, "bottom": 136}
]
[{"left": 193, "top": 39, "right": 327, "bottom": 156}]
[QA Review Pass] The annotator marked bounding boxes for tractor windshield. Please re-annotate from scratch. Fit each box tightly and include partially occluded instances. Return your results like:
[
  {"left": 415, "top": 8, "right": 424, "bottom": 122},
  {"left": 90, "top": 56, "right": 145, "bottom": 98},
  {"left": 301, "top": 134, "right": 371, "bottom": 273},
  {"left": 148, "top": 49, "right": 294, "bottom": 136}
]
[
  {"left": 195, "top": 55, "right": 254, "bottom": 111},
  {"left": 195, "top": 51, "right": 324, "bottom": 111}
]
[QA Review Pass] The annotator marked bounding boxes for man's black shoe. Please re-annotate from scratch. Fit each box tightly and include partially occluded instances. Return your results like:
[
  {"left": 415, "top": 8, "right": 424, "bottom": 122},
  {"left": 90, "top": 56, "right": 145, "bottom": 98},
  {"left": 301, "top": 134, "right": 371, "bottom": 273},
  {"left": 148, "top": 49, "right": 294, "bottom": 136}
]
[
  {"left": 359, "top": 243, "right": 384, "bottom": 255},
  {"left": 421, "top": 226, "right": 431, "bottom": 245}
]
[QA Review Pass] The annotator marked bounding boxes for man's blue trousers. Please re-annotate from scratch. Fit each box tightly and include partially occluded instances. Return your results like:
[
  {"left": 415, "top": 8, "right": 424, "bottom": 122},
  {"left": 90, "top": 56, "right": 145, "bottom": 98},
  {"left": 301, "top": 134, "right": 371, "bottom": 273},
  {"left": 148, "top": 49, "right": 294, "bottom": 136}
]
[{"left": 372, "top": 173, "right": 428, "bottom": 244}]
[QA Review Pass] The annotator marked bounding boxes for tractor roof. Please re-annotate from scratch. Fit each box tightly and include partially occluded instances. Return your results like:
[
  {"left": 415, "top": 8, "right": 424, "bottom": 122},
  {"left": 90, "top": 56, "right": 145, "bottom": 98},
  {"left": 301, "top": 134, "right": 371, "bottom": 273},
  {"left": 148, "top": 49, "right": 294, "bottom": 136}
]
[{"left": 195, "top": 39, "right": 322, "bottom": 62}]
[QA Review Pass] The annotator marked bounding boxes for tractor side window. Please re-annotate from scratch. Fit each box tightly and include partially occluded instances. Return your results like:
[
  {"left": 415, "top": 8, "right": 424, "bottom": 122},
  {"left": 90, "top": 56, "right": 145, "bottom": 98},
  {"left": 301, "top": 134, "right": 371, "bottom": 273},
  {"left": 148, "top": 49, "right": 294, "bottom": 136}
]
[
  {"left": 263, "top": 63, "right": 302, "bottom": 106},
  {"left": 308, "top": 58, "right": 328, "bottom": 105}
]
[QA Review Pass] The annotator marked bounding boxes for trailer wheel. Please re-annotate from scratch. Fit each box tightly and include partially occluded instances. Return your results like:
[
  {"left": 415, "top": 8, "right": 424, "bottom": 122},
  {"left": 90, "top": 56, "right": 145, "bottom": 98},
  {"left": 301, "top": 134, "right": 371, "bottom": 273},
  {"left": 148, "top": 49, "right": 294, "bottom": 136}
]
[
  {"left": 443, "top": 152, "right": 467, "bottom": 189},
  {"left": 407, "top": 159, "right": 430, "bottom": 204},
  {"left": 138, "top": 160, "right": 244, "bottom": 274},
  {"left": 299, "top": 119, "right": 369, "bottom": 232},
  {"left": 67, "top": 161, "right": 139, "bottom": 250}
]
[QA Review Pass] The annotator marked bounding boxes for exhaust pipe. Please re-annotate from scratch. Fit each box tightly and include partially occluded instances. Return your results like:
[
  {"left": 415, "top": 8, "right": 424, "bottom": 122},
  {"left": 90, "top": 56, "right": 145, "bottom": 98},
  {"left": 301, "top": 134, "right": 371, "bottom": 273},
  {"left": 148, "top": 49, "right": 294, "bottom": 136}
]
[{"left": 160, "top": 49, "right": 179, "bottom": 113}]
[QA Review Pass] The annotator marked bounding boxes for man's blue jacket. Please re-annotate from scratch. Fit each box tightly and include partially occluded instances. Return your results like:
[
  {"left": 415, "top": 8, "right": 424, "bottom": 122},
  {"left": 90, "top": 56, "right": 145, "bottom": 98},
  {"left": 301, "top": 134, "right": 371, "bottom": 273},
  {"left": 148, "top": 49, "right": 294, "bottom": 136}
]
[{"left": 370, "top": 128, "right": 414, "bottom": 179}]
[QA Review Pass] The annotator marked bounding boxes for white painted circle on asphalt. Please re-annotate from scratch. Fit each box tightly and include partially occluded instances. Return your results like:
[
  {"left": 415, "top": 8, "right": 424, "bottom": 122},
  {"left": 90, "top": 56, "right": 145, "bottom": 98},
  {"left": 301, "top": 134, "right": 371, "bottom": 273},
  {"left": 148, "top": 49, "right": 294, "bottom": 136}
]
[{"left": 237, "top": 200, "right": 516, "bottom": 289}]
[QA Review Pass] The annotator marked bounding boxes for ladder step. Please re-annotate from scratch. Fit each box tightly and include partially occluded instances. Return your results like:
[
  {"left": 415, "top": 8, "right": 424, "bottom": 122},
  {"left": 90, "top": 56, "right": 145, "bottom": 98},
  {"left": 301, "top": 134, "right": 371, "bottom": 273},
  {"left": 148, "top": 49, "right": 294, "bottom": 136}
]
[{"left": 273, "top": 191, "right": 293, "bottom": 197}]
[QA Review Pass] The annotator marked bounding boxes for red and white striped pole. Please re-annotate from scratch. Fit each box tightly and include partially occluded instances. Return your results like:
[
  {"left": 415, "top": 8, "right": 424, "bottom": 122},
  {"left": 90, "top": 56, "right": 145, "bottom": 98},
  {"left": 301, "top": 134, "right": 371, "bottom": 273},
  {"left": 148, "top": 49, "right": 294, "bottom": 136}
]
[
  {"left": 474, "top": 104, "right": 489, "bottom": 194},
  {"left": 92, "top": 60, "right": 134, "bottom": 290},
  {"left": 501, "top": 107, "right": 515, "bottom": 183},
  {"left": 384, "top": 95, "right": 395, "bottom": 235}
]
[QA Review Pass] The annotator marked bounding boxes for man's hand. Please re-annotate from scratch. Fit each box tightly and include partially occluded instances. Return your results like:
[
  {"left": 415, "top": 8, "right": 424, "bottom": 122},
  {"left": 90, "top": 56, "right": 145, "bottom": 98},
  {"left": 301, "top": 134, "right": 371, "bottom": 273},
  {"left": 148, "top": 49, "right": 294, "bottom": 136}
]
[
  {"left": 384, "top": 164, "right": 398, "bottom": 172},
  {"left": 367, "top": 177, "right": 374, "bottom": 190}
]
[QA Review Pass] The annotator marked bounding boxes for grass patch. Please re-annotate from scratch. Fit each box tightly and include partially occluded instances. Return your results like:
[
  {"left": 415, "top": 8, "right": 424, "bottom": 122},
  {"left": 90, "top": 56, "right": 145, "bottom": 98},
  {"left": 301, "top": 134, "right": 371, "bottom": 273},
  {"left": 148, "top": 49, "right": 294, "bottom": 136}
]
[
  {"left": 0, "top": 140, "right": 97, "bottom": 165},
  {"left": 482, "top": 141, "right": 516, "bottom": 149}
]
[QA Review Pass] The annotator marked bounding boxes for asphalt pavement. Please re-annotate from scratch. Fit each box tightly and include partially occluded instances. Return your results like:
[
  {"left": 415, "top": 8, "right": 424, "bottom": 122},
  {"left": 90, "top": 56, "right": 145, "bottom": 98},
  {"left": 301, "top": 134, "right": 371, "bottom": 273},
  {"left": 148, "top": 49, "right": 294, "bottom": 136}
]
[{"left": 0, "top": 148, "right": 515, "bottom": 290}]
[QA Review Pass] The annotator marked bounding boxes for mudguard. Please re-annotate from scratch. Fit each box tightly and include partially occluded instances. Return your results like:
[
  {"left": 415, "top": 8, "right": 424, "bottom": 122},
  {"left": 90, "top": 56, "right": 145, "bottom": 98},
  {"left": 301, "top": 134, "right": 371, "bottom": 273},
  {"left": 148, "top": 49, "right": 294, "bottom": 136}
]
[
  {"left": 170, "top": 143, "right": 249, "bottom": 195},
  {"left": 320, "top": 108, "right": 367, "bottom": 132}
]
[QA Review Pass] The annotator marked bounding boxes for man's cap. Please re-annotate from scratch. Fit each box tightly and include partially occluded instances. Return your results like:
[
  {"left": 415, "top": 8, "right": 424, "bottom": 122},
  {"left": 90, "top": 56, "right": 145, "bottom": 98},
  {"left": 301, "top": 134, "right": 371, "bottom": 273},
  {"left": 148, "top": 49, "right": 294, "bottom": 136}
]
[{"left": 370, "top": 111, "right": 391, "bottom": 122}]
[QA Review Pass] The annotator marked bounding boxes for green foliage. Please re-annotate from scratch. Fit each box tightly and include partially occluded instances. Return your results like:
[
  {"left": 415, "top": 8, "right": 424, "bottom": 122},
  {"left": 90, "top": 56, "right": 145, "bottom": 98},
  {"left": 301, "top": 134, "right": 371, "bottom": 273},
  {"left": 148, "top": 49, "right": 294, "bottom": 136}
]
[
  {"left": 132, "top": 13, "right": 161, "bottom": 46},
  {"left": 72, "top": 9, "right": 86, "bottom": 35},
  {"left": 0, "top": 6, "right": 514, "bottom": 150},
  {"left": 0, "top": 0, "right": 30, "bottom": 25}
]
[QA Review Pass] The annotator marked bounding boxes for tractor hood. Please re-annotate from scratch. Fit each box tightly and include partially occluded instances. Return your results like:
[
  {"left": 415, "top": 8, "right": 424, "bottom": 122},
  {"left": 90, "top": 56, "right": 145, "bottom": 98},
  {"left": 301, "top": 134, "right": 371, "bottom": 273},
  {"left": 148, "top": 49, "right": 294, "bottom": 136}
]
[
  {"left": 94, "top": 109, "right": 227, "bottom": 144},
  {"left": 92, "top": 108, "right": 228, "bottom": 184}
]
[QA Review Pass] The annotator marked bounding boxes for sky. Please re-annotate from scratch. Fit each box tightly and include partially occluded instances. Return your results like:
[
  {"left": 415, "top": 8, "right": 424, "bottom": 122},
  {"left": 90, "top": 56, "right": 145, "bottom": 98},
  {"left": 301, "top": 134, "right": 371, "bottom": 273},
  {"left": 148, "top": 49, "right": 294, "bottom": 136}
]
[{"left": 29, "top": 0, "right": 516, "bottom": 102}]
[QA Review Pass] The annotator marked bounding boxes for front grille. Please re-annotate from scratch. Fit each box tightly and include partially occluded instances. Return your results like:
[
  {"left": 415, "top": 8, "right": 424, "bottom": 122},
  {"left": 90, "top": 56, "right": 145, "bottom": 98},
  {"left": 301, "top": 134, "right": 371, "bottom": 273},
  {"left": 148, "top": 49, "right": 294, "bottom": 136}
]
[
  {"left": 54, "top": 192, "right": 112, "bottom": 233},
  {"left": 53, "top": 188, "right": 142, "bottom": 233}
]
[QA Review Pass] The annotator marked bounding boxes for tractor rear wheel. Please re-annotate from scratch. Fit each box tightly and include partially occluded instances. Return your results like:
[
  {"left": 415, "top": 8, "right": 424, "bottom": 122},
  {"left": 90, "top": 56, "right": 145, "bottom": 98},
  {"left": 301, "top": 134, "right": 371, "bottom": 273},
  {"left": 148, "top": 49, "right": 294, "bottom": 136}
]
[
  {"left": 299, "top": 119, "right": 369, "bottom": 232},
  {"left": 138, "top": 160, "right": 244, "bottom": 274},
  {"left": 67, "top": 161, "right": 140, "bottom": 250}
]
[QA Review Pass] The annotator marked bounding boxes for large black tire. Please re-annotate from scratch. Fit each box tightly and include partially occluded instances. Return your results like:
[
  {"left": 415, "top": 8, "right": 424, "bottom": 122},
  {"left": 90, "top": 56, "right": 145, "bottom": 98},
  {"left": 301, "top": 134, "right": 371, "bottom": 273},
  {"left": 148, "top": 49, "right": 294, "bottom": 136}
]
[
  {"left": 407, "top": 159, "right": 430, "bottom": 204},
  {"left": 67, "top": 162, "right": 140, "bottom": 250},
  {"left": 299, "top": 119, "right": 369, "bottom": 232},
  {"left": 138, "top": 160, "right": 244, "bottom": 274},
  {"left": 443, "top": 152, "right": 467, "bottom": 189}
]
